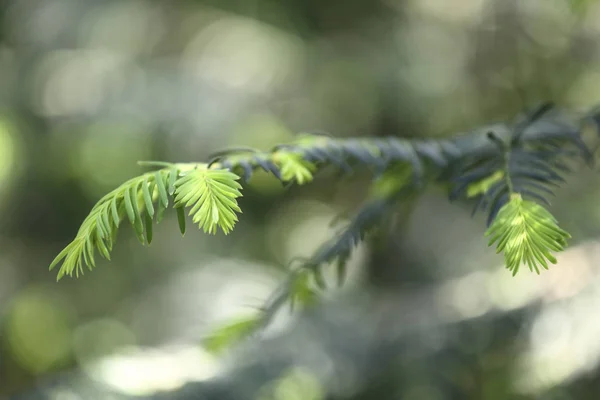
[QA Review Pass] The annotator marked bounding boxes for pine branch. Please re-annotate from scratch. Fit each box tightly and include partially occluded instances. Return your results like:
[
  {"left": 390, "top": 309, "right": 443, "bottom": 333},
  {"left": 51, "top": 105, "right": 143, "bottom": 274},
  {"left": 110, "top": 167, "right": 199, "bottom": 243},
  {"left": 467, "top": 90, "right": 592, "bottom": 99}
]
[
  {"left": 49, "top": 170, "right": 171, "bottom": 280},
  {"left": 209, "top": 133, "right": 464, "bottom": 185},
  {"left": 447, "top": 104, "right": 590, "bottom": 274},
  {"left": 49, "top": 163, "right": 243, "bottom": 279},
  {"left": 50, "top": 104, "right": 598, "bottom": 282},
  {"left": 174, "top": 167, "right": 243, "bottom": 235},
  {"left": 49, "top": 102, "right": 600, "bottom": 354},
  {"left": 485, "top": 193, "right": 570, "bottom": 275}
]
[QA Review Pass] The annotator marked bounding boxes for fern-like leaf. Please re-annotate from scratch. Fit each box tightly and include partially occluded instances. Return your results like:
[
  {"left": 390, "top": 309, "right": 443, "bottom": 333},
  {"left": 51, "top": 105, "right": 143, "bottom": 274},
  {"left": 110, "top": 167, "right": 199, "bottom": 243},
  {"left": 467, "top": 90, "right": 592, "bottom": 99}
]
[
  {"left": 50, "top": 169, "right": 176, "bottom": 280},
  {"left": 173, "top": 167, "right": 243, "bottom": 234},
  {"left": 485, "top": 194, "right": 570, "bottom": 275},
  {"left": 275, "top": 152, "right": 316, "bottom": 184}
]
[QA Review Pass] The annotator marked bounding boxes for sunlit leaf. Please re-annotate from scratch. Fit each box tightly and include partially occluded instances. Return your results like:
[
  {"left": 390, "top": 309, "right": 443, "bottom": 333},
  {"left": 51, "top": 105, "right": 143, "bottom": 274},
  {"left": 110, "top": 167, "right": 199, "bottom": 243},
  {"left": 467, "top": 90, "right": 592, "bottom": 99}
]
[
  {"left": 276, "top": 152, "right": 316, "bottom": 185},
  {"left": 173, "top": 167, "right": 243, "bottom": 235},
  {"left": 50, "top": 168, "right": 181, "bottom": 280},
  {"left": 485, "top": 193, "right": 570, "bottom": 276}
]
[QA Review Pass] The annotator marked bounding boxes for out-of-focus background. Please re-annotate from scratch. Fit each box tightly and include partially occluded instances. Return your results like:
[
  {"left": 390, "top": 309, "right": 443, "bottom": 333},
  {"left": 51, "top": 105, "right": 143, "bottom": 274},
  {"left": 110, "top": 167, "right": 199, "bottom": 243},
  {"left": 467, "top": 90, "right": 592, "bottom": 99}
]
[{"left": 2, "top": 0, "right": 600, "bottom": 398}]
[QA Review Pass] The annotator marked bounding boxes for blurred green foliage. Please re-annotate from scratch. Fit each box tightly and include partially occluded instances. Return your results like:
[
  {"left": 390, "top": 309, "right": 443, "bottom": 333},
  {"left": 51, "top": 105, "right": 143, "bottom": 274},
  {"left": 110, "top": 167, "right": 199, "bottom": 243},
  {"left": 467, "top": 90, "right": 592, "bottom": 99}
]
[{"left": 1, "top": 0, "right": 600, "bottom": 398}]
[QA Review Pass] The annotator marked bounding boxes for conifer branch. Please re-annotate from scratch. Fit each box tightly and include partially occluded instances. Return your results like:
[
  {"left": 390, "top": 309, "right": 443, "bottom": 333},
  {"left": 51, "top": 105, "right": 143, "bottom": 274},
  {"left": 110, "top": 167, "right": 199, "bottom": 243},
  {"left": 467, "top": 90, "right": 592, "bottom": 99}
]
[
  {"left": 49, "top": 102, "right": 600, "bottom": 351},
  {"left": 50, "top": 103, "right": 600, "bottom": 350}
]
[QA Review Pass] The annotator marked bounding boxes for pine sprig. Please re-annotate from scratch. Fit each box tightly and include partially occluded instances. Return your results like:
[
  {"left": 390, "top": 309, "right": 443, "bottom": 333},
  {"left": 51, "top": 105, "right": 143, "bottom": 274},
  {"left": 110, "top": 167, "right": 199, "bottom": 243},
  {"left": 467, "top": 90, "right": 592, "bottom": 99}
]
[
  {"left": 273, "top": 152, "right": 316, "bottom": 185},
  {"left": 211, "top": 135, "right": 462, "bottom": 186},
  {"left": 448, "top": 134, "right": 574, "bottom": 226},
  {"left": 51, "top": 103, "right": 599, "bottom": 285},
  {"left": 49, "top": 168, "right": 176, "bottom": 280},
  {"left": 448, "top": 104, "right": 586, "bottom": 227},
  {"left": 173, "top": 167, "right": 243, "bottom": 234},
  {"left": 485, "top": 194, "right": 570, "bottom": 275},
  {"left": 48, "top": 103, "right": 600, "bottom": 355},
  {"left": 49, "top": 163, "right": 244, "bottom": 279},
  {"left": 444, "top": 104, "right": 589, "bottom": 275}
]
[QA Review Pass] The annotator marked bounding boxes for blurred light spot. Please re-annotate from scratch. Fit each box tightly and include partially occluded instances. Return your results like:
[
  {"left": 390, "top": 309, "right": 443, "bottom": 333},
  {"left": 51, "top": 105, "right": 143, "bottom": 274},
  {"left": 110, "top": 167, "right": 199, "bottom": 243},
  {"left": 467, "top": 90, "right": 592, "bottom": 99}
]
[
  {"left": 407, "top": 0, "right": 486, "bottom": 23},
  {"left": 0, "top": 118, "right": 18, "bottom": 190},
  {"left": 0, "top": 254, "right": 20, "bottom": 312},
  {"left": 437, "top": 271, "right": 491, "bottom": 321},
  {"left": 429, "top": 240, "right": 600, "bottom": 394},
  {"left": 516, "top": 274, "right": 600, "bottom": 394},
  {"left": 204, "top": 259, "right": 281, "bottom": 322},
  {"left": 518, "top": 0, "right": 573, "bottom": 55},
  {"left": 566, "top": 70, "right": 600, "bottom": 109},
  {"left": 285, "top": 214, "right": 338, "bottom": 261},
  {"left": 530, "top": 308, "right": 572, "bottom": 357},
  {"left": 230, "top": 113, "right": 294, "bottom": 147},
  {"left": 580, "top": 1, "right": 600, "bottom": 34},
  {"left": 5, "top": 0, "right": 72, "bottom": 46},
  {"left": 130, "top": 258, "right": 279, "bottom": 343},
  {"left": 267, "top": 200, "right": 337, "bottom": 264},
  {"left": 49, "top": 388, "right": 82, "bottom": 400},
  {"left": 4, "top": 287, "right": 74, "bottom": 373},
  {"left": 73, "top": 318, "right": 137, "bottom": 365},
  {"left": 0, "top": 47, "right": 17, "bottom": 103},
  {"left": 404, "top": 196, "right": 486, "bottom": 276},
  {"left": 311, "top": 61, "right": 379, "bottom": 135},
  {"left": 258, "top": 367, "right": 324, "bottom": 400},
  {"left": 182, "top": 16, "right": 304, "bottom": 93},
  {"left": 542, "top": 251, "right": 593, "bottom": 301},
  {"left": 267, "top": 200, "right": 367, "bottom": 289},
  {"left": 80, "top": 0, "right": 163, "bottom": 56},
  {"left": 398, "top": 23, "right": 468, "bottom": 97},
  {"left": 91, "top": 345, "right": 220, "bottom": 396},
  {"left": 403, "top": 384, "right": 444, "bottom": 400},
  {"left": 73, "top": 123, "right": 152, "bottom": 196},
  {"left": 487, "top": 267, "right": 541, "bottom": 311},
  {"left": 426, "top": 85, "right": 482, "bottom": 137},
  {"left": 31, "top": 50, "right": 127, "bottom": 117}
]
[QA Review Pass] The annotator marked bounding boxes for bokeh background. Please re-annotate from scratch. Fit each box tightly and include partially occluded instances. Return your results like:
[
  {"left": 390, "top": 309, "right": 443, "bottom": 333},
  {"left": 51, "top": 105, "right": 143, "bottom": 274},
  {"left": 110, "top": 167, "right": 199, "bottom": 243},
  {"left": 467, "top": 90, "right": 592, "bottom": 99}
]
[{"left": 2, "top": 0, "right": 600, "bottom": 398}]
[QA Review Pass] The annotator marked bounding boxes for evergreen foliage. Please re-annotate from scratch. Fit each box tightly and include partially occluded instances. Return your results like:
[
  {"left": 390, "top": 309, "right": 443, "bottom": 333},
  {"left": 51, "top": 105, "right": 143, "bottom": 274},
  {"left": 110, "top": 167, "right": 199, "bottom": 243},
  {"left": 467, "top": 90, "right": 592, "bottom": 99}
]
[{"left": 50, "top": 103, "right": 600, "bottom": 349}]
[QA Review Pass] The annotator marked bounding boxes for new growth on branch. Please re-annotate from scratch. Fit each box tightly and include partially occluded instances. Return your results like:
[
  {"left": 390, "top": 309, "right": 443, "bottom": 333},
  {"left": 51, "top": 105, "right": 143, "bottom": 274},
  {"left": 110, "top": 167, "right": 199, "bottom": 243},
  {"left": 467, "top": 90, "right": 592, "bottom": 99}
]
[{"left": 49, "top": 103, "right": 600, "bottom": 351}]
